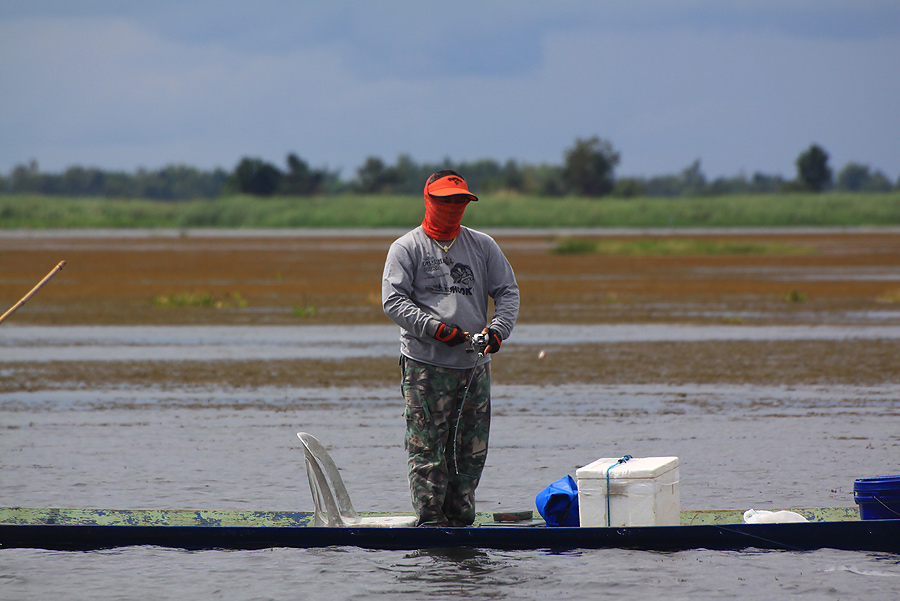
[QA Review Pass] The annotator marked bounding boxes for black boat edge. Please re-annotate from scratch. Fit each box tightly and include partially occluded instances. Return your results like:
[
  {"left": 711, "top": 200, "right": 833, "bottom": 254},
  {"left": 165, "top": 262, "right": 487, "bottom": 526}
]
[{"left": 3, "top": 519, "right": 899, "bottom": 553}]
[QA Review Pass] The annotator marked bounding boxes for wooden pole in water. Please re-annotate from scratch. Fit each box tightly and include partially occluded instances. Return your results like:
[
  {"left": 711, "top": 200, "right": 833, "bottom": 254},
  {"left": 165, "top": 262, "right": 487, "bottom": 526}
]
[{"left": 0, "top": 260, "right": 66, "bottom": 325}]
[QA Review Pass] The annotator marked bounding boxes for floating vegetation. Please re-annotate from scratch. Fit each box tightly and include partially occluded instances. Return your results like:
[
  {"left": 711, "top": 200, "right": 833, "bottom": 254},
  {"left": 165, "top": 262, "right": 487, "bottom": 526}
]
[
  {"left": 551, "top": 238, "right": 814, "bottom": 256},
  {"left": 875, "top": 289, "right": 900, "bottom": 304},
  {"left": 366, "top": 291, "right": 383, "bottom": 306},
  {"left": 152, "top": 291, "right": 247, "bottom": 309},
  {"left": 601, "top": 292, "right": 624, "bottom": 304},
  {"left": 552, "top": 238, "right": 599, "bottom": 255},
  {"left": 292, "top": 304, "right": 318, "bottom": 318},
  {"left": 784, "top": 289, "right": 808, "bottom": 303},
  {"left": 152, "top": 292, "right": 214, "bottom": 308},
  {"left": 223, "top": 292, "right": 248, "bottom": 309},
  {"left": 721, "top": 316, "right": 745, "bottom": 324}
]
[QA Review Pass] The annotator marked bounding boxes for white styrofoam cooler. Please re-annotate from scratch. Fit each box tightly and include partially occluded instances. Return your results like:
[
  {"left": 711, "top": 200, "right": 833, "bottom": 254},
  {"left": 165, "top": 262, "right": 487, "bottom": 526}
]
[{"left": 575, "top": 456, "right": 680, "bottom": 527}]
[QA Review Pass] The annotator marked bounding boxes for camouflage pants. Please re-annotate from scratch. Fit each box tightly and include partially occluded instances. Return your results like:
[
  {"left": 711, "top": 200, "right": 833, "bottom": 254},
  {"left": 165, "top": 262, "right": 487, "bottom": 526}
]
[{"left": 400, "top": 356, "right": 491, "bottom": 527}]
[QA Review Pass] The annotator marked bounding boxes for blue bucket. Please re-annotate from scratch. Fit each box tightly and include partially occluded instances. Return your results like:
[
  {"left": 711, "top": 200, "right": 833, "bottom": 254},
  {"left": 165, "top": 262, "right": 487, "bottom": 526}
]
[{"left": 854, "top": 475, "right": 900, "bottom": 520}]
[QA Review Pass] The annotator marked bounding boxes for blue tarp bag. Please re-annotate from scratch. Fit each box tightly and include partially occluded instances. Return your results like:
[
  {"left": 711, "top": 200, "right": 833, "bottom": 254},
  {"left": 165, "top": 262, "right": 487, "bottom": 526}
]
[{"left": 535, "top": 474, "right": 580, "bottom": 527}]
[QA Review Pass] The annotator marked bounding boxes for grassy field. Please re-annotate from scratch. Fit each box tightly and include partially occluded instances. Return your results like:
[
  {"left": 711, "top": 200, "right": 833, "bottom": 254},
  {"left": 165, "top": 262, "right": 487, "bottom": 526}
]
[{"left": 2, "top": 192, "right": 899, "bottom": 229}]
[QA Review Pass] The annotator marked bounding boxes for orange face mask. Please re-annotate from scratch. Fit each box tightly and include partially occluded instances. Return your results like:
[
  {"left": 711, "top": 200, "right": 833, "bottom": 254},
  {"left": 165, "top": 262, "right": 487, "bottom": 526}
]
[
  {"left": 422, "top": 195, "right": 469, "bottom": 240},
  {"left": 421, "top": 173, "right": 477, "bottom": 241}
]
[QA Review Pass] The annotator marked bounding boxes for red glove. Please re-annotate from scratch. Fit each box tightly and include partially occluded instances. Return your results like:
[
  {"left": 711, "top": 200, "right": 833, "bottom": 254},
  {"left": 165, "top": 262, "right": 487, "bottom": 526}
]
[
  {"left": 486, "top": 328, "right": 502, "bottom": 353},
  {"left": 434, "top": 323, "right": 467, "bottom": 347}
]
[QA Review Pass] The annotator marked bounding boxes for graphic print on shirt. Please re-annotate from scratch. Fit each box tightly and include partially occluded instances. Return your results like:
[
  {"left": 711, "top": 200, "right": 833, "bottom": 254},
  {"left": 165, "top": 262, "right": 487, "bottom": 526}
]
[
  {"left": 450, "top": 263, "right": 474, "bottom": 287},
  {"left": 424, "top": 258, "right": 474, "bottom": 296},
  {"left": 422, "top": 256, "right": 452, "bottom": 274}
]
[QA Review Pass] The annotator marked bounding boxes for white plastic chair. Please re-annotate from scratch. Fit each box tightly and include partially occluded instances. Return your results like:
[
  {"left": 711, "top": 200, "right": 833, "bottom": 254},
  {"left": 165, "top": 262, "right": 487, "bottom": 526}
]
[{"left": 297, "top": 432, "right": 417, "bottom": 528}]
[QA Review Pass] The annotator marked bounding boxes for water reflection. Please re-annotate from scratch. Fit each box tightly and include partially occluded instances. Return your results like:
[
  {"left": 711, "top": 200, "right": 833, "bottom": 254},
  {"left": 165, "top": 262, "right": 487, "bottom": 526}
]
[{"left": 395, "top": 547, "right": 529, "bottom": 597}]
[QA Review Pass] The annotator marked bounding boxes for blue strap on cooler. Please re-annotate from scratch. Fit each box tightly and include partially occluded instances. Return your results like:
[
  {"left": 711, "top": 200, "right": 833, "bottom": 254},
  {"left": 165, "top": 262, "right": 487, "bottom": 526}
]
[
  {"left": 606, "top": 455, "right": 633, "bottom": 527},
  {"left": 536, "top": 454, "right": 635, "bottom": 528}
]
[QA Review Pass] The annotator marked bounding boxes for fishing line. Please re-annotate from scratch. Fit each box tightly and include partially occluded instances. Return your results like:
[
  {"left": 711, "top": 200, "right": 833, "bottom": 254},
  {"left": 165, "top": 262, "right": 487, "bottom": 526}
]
[{"left": 713, "top": 525, "right": 806, "bottom": 552}]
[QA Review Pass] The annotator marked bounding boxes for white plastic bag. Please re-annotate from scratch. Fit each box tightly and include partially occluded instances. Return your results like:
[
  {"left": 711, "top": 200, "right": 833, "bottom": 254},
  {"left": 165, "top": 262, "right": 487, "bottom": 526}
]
[{"left": 743, "top": 509, "right": 808, "bottom": 524}]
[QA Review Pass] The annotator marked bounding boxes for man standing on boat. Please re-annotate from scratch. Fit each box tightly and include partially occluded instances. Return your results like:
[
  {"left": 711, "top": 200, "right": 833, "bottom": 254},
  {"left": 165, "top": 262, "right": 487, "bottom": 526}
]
[{"left": 382, "top": 170, "right": 519, "bottom": 527}]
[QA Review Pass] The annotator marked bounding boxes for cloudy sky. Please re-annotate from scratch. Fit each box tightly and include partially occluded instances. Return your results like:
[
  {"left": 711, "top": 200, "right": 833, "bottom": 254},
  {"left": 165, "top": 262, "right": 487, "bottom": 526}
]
[{"left": 2, "top": 1, "right": 898, "bottom": 182}]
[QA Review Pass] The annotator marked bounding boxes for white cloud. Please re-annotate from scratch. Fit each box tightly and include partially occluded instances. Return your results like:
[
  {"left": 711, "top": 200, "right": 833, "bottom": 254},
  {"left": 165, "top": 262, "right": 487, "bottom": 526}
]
[{"left": 1, "top": 3, "right": 898, "bottom": 180}]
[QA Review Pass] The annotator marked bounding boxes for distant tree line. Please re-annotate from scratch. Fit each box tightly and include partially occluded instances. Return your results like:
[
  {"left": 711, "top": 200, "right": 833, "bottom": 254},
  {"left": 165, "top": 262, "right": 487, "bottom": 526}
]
[
  {"left": 2, "top": 139, "right": 897, "bottom": 200},
  {"left": 1, "top": 161, "right": 229, "bottom": 200}
]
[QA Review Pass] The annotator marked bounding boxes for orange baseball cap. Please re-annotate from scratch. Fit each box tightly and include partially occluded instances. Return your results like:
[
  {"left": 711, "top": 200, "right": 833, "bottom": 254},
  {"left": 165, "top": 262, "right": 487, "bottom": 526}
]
[{"left": 425, "top": 172, "right": 478, "bottom": 202}]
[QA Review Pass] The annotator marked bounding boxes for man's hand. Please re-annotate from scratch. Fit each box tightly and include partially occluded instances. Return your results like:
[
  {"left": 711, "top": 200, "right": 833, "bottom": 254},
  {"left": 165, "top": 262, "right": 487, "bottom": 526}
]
[
  {"left": 434, "top": 323, "right": 468, "bottom": 347},
  {"left": 484, "top": 327, "right": 502, "bottom": 353}
]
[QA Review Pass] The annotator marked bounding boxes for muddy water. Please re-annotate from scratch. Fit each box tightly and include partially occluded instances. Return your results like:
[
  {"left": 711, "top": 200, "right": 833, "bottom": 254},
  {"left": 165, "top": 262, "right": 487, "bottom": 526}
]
[
  {"left": 4, "top": 381, "right": 900, "bottom": 510},
  {"left": 3, "top": 380, "right": 900, "bottom": 600},
  {"left": 4, "top": 323, "right": 900, "bottom": 362},
  {"left": 3, "top": 329, "right": 900, "bottom": 600}
]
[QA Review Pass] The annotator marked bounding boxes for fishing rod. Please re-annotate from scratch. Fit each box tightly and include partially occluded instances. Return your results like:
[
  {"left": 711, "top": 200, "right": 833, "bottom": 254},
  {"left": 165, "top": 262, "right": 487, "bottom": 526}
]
[
  {"left": 0, "top": 261, "right": 67, "bottom": 325},
  {"left": 452, "top": 331, "right": 490, "bottom": 475}
]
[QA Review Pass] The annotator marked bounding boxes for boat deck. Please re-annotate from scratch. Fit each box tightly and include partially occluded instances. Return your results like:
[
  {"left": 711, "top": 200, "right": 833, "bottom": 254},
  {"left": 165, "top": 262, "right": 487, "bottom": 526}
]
[{"left": 0, "top": 506, "right": 862, "bottom": 528}]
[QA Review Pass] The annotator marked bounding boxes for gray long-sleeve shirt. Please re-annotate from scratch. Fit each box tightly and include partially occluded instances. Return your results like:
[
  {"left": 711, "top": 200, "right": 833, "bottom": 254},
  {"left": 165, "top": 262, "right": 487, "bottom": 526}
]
[{"left": 382, "top": 226, "right": 519, "bottom": 369}]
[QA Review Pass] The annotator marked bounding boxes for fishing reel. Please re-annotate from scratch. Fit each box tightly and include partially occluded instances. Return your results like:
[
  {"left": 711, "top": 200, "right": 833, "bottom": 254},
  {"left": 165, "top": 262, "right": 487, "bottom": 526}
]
[{"left": 467, "top": 332, "right": 489, "bottom": 356}]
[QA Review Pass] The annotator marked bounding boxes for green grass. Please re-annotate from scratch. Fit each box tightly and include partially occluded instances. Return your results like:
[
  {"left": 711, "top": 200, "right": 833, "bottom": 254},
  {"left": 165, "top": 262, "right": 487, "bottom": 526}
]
[
  {"left": 292, "top": 304, "right": 318, "bottom": 318},
  {"left": 783, "top": 289, "right": 809, "bottom": 303},
  {"left": 151, "top": 292, "right": 217, "bottom": 308},
  {"left": 875, "top": 289, "right": 900, "bottom": 304},
  {"left": 151, "top": 291, "right": 247, "bottom": 309},
  {"left": 2, "top": 191, "right": 899, "bottom": 229}
]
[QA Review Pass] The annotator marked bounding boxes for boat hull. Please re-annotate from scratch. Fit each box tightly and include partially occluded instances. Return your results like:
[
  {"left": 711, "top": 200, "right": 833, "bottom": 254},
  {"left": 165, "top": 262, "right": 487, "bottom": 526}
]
[
  {"left": 2, "top": 521, "right": 900, "bottom": 553},
  {"left": 1, "top": 507, "right": 898, "bottom": 553}
]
